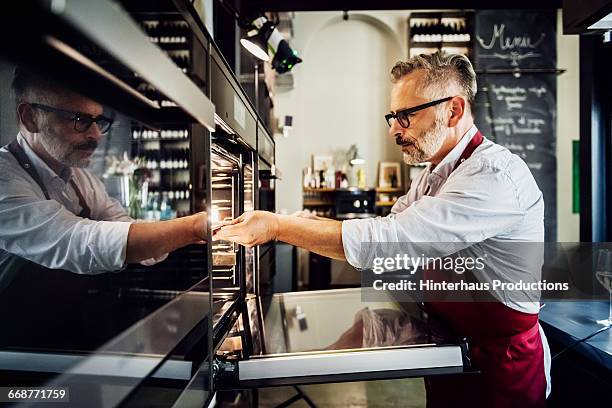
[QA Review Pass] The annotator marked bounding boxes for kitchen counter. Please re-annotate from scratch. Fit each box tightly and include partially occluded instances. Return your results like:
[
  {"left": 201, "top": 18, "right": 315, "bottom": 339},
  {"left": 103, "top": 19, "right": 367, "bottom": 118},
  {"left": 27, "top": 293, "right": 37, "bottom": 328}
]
[{"left": 539, "top": 301, "right": 612, "bottom": 371}]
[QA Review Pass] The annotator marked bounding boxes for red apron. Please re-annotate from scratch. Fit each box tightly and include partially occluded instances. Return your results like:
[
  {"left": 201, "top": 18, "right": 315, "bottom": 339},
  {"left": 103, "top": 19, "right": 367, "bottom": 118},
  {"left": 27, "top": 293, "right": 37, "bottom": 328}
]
[{"left": 423, "top": 131, "right": 547, "bottom": 408}]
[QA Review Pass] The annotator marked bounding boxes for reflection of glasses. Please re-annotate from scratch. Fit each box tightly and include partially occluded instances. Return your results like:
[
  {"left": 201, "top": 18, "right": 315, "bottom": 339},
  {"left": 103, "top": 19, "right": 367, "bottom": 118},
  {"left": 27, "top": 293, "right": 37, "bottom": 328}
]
[
  {"left": 30, "top": 103, "right": 113, "bottom": 134},
  {"left": 385, "top": 96, "right": 453, "bottom": 128}
]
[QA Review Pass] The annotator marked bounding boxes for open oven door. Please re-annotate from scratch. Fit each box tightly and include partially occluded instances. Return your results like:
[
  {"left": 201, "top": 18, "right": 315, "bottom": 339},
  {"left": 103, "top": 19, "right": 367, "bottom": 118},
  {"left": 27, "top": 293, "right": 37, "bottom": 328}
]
[{"left": 214, "top": 288, "right": 472, "bottom": 389}]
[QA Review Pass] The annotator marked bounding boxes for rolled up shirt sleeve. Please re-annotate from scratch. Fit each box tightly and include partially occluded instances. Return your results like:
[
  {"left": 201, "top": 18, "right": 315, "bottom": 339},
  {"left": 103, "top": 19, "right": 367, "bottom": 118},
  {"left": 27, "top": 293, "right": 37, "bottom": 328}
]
[
  {"left": 0, "top": 180, "right": 131, "bottom": 273},
  {"left": 342, "top": 159, "right": 528, "bottom": 270}
]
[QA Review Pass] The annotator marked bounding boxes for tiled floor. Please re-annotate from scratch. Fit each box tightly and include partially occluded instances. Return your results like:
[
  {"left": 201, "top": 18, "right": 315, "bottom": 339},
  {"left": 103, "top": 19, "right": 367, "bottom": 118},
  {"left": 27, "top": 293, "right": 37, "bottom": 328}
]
[{"left": 257, "top": 378, "right": 426, "bottom": 408}]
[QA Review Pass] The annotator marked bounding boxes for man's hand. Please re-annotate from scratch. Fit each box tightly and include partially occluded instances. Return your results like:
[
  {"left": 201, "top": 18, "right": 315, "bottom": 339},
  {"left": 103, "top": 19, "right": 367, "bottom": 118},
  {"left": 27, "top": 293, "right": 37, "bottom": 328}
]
[
  {"left": 214, "top": 211, "right": 346, "bottom": 261},
  {"left": 214, "top": 210, "right": 279, "bottom": 247}
]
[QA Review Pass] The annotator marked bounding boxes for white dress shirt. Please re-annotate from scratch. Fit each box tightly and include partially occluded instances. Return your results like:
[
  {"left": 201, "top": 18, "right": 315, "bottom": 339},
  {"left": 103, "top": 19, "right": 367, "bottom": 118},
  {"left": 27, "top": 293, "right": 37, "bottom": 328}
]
[
  {"left": 342, "top": 125, "right": 551, "bottom": 396},
  {"left": 342, "top": 125, "right": 545, "bottom": 314},
  {"left": 0, "top": 133, "right": 164, "bottom": 283}
]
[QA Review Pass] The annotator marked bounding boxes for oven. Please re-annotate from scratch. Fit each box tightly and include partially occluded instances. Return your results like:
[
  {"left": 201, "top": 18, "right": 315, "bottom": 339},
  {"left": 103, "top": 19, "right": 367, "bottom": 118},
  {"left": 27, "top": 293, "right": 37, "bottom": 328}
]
[
  {"left": 0, "top": 1, "right": 219, "bottom": 407},
  {"left": 0, "top": 2, "right": 474, "bottom": 407}
]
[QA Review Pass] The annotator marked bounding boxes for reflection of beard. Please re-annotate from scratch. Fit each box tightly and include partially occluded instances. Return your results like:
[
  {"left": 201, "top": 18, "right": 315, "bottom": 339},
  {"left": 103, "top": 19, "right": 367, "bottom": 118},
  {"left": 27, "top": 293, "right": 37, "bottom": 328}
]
[
  {"left": 39, "top": 126, "right": 96, "bottom": 168},
  {"left": 401, "top": 113, "right": 447, "bottom": 165}
]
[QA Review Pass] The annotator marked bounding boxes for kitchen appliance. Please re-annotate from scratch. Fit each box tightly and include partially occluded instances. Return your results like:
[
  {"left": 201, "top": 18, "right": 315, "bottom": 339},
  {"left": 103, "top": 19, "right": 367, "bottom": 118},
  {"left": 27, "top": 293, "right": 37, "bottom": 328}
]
[
  {"left": 335, "top": 188, "right": 377, "bottom": 219},
  {"left": 0, "top": 2, "right": 473, "bottom": 407}
]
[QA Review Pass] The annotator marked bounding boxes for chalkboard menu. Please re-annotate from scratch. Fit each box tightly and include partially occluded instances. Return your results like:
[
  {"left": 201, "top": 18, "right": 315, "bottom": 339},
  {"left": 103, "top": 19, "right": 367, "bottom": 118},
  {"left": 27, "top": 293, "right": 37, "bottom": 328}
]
[{"left": 473, "top": 10, "right": 557, "bottom": 241}]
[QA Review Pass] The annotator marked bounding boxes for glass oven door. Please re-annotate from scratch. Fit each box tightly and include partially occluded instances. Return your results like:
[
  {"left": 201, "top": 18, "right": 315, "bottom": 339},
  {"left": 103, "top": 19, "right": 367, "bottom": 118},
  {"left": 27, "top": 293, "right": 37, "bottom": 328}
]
[
  {"left": 216, "top": 288, "right": 471, "bottom": 389},
  {"left": 0, "top": 1, "right": 216, "bottom": 406},
  {"left": 243, "top": 156, "right": 257, "bottom": 295},
  {"left": 210, "top": 145, "right": 240, "bottom": 296}
]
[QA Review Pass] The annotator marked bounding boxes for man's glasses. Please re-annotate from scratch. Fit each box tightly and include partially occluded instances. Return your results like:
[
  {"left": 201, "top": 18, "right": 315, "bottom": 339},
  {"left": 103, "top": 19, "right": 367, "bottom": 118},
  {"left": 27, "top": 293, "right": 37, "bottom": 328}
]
[
  {"left": 30, "top": 103, "right": 113, "bottom": 134},
  {"left": 385, "top": 96, "right": 453, "bottom": 128}
]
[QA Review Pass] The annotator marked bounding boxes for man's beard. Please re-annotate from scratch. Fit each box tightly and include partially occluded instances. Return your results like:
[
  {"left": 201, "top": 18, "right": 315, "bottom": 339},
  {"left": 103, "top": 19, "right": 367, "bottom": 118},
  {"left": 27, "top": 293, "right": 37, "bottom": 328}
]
[
  {"left": 400, "top": 114, "right": 447, "bottom": 165},
  {"left": 39, "top": 127, "right": 97, "bottom": 168}
]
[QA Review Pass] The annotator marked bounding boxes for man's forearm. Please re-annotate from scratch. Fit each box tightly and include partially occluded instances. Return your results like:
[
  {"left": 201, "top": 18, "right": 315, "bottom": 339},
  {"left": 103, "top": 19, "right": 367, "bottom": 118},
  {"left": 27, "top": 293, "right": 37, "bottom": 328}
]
[
  {"left": 126, "top": 215, "right": 201, "bottom": 263},
  {"left": 276, "top": 215, "right": 346, "bottom": 260}
]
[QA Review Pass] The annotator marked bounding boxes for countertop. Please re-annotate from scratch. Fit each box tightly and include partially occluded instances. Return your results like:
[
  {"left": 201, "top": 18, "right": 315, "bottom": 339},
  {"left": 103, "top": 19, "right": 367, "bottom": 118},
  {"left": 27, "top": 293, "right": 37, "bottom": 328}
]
[{"left": 539, "top": 301, "right": 612, "bottom": 371}]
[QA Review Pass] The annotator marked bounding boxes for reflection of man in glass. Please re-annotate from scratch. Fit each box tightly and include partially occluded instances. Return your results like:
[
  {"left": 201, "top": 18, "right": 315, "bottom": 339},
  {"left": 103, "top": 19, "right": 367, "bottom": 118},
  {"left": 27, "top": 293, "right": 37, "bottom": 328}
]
[
  {"left": 325, "top": 307, "right": 439, "bottom": 351},
  {"left": 0, "top": 67, "right": 208, "bottom": 282},
  {"left": 217, "top": 52, "right": 549, "bottom": 407}
]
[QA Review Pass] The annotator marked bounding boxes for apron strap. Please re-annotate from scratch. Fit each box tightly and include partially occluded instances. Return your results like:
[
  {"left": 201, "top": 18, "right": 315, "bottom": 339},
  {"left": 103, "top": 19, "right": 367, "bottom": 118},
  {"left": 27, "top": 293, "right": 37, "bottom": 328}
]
[
  {"left": 424, "top": 130, "right": 484, "bottom": 197},
  {"left": 452, "top": 130, "right": 484, "bottom": 172},
  {"left": 8, "top": 139, "right": 50, "bottom": 200},
  {"left": 70, "top": 179, "right": 91, "bottom": 219},
  {"left": 8, "top": 139, "right": 92, "bottom": 218}
]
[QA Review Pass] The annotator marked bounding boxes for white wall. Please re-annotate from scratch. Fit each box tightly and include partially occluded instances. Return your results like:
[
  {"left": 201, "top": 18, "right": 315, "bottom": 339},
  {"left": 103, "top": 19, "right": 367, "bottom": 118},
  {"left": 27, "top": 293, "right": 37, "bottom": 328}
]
[
  {"left": 556, "top": 9, "right": 580, "bottom": 241},
  {"left": 274, "top": 10, "right": 581, "bottom": 242},
  {"left": 274, "top": 11, "right": 411, "bottom": 214}
]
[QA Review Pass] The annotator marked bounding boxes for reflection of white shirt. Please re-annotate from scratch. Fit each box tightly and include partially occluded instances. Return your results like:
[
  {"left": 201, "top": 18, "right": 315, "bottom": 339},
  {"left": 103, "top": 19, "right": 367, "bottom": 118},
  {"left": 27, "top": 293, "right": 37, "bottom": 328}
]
[
  {"left": 342, "top": 125, "right": 545, "bottom": 314},
  {"left": 0, "top": 133, "right": 164, "bottom": 279}
]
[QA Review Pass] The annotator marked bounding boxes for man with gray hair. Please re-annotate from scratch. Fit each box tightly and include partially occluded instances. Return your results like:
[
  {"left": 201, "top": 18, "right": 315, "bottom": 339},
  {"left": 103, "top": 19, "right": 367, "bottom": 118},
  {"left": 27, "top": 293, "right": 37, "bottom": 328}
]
[
  {"left": 0, "top": 67, "right": 209, "bottom": 280},
  {"left": 216, "top": 51, "right": 549, "bottom": 407}
]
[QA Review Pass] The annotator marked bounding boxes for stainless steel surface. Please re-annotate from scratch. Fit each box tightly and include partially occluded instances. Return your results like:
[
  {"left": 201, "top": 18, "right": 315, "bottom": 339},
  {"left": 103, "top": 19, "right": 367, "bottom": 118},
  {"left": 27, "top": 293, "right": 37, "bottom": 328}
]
[
  {"left": 0, "top": 351, "right": 192, "bottom": 380},
  {"left": 238, "top": 345, "right": 463, "bottom": 381},
  {"left": 257, "top": 123, "right": 275, "bottom": 166},
  {"left": 44, "top": 36, "right": 159, "bottom": 109},
  {"left": 244, "top": 163, "right": 256, "bottom": 294},
  {"left": 52, "top": 0, "right": 215, "bottom": 130},
  {"left": 171, "top": 365, "right": 213, "bottom": 408},
  {"left": 211, "top": 48, "right": 257, "bottom": 148},
  {"left": 37, "top": 290, "right": 215, "bottom": 408}
]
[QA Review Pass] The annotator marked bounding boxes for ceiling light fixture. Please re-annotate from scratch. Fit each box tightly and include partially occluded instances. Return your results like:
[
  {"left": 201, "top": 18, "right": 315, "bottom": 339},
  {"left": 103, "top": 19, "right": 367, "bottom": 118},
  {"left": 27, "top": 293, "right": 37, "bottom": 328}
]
[{"left": 241, "top": 16, "right": 302, "bottom": 73}]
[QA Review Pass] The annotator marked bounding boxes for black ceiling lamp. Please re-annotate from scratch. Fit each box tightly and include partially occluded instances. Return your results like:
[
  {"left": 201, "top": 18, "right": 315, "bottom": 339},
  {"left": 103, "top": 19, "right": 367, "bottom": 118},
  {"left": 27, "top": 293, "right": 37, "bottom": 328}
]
[
  {"left": 240, "top": 32, "right": 270, "bottom": 61},
  {"left": 241, "top": 16, "right": 302, "bottom": 73},
  {"left": 240, "top": 17, "right": 274, "bottom": 61}
]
